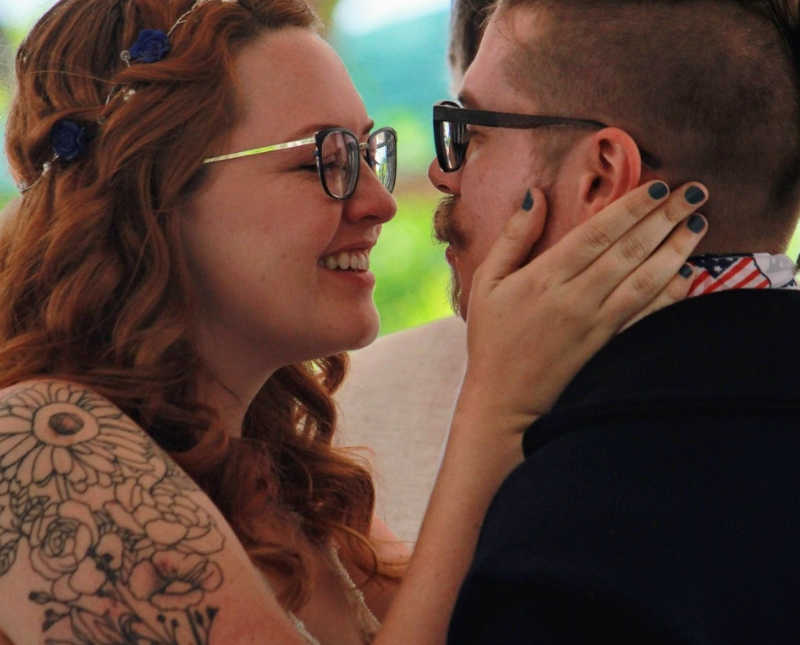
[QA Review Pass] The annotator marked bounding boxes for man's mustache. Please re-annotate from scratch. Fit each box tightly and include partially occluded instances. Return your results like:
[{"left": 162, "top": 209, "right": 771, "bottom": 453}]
[
  {"left": 432, "top": 195, "right": 465, "bottom": 315},
  {"left": 433, "top": 195, "right": 467, "bottom": 249}
]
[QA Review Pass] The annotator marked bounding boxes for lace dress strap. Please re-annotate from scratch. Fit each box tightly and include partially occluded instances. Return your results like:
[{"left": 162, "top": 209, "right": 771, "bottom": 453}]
[
  {"left": 283, "top": 543, "right": 381, "bottom": 644},
  {"left": 326, "top": 544, "right": 381, "bottom": 641},
  {"left": 287, "top": 611, "right": 322, "bottom": 645}
]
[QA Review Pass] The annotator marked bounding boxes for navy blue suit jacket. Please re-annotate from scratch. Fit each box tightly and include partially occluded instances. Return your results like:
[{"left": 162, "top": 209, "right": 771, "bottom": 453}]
[{"left": 449, "top": 290, "right": 800, "bottom": 644}]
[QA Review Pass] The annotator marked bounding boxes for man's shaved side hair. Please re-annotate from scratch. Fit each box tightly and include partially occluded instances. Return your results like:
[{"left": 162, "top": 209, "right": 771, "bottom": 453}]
[
  {"left": 448, "top": 0, "right": 496, "bottom": 82},
  {"left": 497, "top": 0, "right": 800, "bottom": 252}
]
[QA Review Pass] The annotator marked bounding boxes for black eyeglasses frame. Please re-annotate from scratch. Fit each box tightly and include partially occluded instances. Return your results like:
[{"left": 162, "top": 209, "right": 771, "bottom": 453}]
[
  {"left": 433, "top": 100, "right": 661, "bottom": 172},
  {"left": 314, "top": 126, "right": 398, "bottom": 200}
]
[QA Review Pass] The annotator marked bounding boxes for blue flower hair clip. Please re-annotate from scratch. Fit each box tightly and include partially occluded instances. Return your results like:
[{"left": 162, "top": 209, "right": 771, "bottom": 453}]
[
  {"left": 120, "top": 29, "right": 171, "bottom": 65},
  {"left": 51, "top": 119, "right": 90, "bottom": 162},
  {"left": 21, "top": 1, "right": 238, "bottom": 194},
  {"left": 119, "top": 1, "right": 238, "bottom": 67},
  {"left": 18, "top": 119, "right": 90, "bottom": 193}
]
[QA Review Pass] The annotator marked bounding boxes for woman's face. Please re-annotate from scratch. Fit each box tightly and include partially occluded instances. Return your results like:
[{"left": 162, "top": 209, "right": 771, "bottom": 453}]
[{"left": 182, "top": 28, "right": 396, "bottom": 378}]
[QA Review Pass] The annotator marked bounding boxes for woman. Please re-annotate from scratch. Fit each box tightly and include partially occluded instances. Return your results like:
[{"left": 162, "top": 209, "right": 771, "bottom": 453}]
[{"left": 0, "top": 0, "right": 707, "bottom": 643}]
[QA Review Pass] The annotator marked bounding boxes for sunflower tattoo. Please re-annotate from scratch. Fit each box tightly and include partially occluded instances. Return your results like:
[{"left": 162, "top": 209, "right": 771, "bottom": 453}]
[{"left": 0, "top": 382, "right": 225, "bottom": 644}]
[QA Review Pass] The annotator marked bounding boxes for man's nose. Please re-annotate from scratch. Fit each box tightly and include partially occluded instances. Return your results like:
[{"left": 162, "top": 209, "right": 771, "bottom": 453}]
[{"left": 428, "top": 158, "right": 459, "bottom": 195}]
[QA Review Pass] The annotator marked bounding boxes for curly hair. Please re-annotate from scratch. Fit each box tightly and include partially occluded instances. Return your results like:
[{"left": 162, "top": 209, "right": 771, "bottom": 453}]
[{"left": 2, "top": 0, "right": 394, "bottom": 611}]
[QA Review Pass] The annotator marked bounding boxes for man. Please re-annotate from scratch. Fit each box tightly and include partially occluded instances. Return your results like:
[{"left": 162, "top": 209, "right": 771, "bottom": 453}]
[
  {"left": 334, "top": 0, "right": 494, "bottom": 543},
  {"left": 429, "top": 1, "right": 800, "bottom": 642}
]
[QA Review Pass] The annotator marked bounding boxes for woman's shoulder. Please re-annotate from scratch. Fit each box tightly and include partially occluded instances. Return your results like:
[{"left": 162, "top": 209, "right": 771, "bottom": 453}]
[
  {"left": 0, "top": 377, "right": 140, "bottom": 441},
  {"left": 0, "top": 378, "right": 309, "bottom": 644},
  {"left": 0, "top": 379, "right": 161, "bottom": 489}
]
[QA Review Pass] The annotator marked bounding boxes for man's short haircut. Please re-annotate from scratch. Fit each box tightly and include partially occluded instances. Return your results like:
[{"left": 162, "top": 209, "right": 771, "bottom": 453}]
[
  {"left": 496, "top": 0, "right": 800, "bottom": 252},
  {"left": 449, "top": 0, "right": 497, "bottom": 79}
]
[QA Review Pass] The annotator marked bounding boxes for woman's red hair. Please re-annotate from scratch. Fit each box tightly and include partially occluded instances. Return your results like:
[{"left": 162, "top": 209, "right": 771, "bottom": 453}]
[{"left": 2, "top": 0, "right": 395, "bottom": 610}]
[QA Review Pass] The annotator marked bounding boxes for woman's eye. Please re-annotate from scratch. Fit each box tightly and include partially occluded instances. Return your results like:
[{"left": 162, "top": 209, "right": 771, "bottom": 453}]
[
  {"left": 299, "top": 163, "right": 318, "bottom": 172},
  {"left": 319, "top": 158, "right": 341, "bottom": 172}
]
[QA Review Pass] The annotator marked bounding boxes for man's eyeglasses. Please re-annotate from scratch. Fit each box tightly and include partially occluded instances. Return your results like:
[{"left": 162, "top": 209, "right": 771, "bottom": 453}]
[
  {"left": 203, "top": 126, "right": 398, "bottom": 200},
  {"left": 433, "top": 100, "right": 661, "bottom": 172}
]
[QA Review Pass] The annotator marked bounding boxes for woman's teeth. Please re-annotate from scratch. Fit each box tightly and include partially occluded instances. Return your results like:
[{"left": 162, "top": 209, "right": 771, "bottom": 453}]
[{"left": 320, "top": 251, "right": 370, "bottom": 271}]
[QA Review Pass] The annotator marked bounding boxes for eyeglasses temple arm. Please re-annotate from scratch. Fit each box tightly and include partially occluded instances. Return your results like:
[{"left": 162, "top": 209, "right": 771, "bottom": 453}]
[
  {"left": 203, "top": 136, "right": 317, "bottom": 164},
  {"left": 434, "top": 105, "right": 662, "bottom": 169}
]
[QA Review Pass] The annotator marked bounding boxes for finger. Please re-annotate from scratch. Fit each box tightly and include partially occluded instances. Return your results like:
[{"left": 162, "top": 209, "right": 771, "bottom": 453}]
[
  {"left": 477, "top": 188, "right": 547, "bottom": 284},
  {"left": 599, "top": 212, "right": 708, "bottom": 330},
  {"left": 544, "top": 180, "right": 674, "bottom": 281},
  {"left": 567, "top": 182, "right": 708, "bottom": 303}
]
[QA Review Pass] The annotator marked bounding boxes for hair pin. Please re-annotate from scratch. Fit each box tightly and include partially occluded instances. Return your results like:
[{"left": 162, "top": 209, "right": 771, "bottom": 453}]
[
  {"left": 120, "top": 29, "right": 171, "bottom": 66},
  {"left": 51, "top": 119, "right": 90, "bottom": 162},
  {"left": 17, "top": 118, "right": 92, "bottom": 193}
]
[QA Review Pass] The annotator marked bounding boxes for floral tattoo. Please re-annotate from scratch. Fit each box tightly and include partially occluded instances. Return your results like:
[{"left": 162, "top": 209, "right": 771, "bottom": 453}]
[{"left": 0, "top": 382, "right": 225, "bottom": 644}]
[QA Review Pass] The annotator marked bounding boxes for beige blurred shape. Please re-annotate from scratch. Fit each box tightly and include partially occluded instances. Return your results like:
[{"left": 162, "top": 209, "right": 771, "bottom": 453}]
[{"left": 335, "top": 315, "right": 466, "bottom": 543}]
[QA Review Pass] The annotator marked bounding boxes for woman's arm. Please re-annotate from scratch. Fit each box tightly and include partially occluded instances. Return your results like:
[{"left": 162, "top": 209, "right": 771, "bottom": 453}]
[
  {"left": 376, "top": 181, "right": 709, "bottom": 644},
  {"left": 0, "top": 380, "right": 310, "bottom": 645}
]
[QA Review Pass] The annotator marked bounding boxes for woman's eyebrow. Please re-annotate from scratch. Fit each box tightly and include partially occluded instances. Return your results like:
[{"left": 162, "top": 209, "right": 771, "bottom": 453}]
[{"left": 283, "top": 119, "right": 376, "bottom": 141}]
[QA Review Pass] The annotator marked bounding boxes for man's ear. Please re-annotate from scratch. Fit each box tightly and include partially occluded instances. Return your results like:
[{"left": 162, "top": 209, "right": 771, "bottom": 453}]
[{"left": 574, "top": 127, "right": 642, "bottom": 216}]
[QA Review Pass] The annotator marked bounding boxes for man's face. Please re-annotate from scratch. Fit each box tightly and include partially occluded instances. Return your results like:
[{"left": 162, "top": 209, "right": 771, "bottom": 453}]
[{"left": 429, "top": 7, "right": 582, "bottom": 317}]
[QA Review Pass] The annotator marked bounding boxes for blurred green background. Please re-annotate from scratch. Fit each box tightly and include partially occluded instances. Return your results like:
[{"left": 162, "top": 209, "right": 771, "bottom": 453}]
[{"left": 2, "top": 0, "right": 799, "bottom": 336}]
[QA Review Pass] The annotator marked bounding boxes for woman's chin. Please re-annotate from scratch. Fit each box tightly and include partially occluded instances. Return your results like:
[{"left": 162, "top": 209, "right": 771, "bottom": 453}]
[
  {"left": 345, "top": 315, "right": 380, "bottom": 351},
  {"left": 337, "top": 305, "right": 381, "bottom": 352},
  {"left": 306, "top": 307, "right": 380, "bottom": 358}
]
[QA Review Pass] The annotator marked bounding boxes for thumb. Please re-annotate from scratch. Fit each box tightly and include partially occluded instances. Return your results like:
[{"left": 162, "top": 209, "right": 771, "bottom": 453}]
[{"left": 479, "top": 188, "right": 547, "bottom": 283}]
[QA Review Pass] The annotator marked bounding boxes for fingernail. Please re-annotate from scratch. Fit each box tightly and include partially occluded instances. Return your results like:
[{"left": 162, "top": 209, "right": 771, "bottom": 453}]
[
  {"left": 522, "top": 189, "right": 534, "bottom": 211},
  {"left": 687, "top": 214, "right": 706, "bottom": 233},
  {"left": 685, "top": 186, "right": 706, "bottom": 205},
  {"left": 679, "top": 264, "right": 693, "bottom": 278},
  {"left": 648, "top": 182, "right": 668, "bottom": 199}
]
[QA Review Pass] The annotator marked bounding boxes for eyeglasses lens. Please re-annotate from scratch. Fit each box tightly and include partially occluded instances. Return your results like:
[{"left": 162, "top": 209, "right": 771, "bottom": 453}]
[
  {"left": 369, "top": 129, "right": 397, "bottom": 193},
  {"left": 321, "top": 131, "right": 360, "bottom": 199},
  {"left": 436, "top": 118, "right": 468, "bottom": 171}
]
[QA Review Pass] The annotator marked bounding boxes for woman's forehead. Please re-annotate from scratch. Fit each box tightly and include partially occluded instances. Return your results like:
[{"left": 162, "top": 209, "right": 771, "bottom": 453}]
[{"left": 233, "top": 28, "right": 370, "bottom": 141}]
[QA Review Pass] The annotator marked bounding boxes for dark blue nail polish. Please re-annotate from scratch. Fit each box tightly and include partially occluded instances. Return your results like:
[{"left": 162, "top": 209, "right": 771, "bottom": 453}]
[
  {"left": 679, "top": 264, "right": 693, "bottom": 278},
  {"left": 685, "top": 186, "right": 706, "bottom": 205},
  {"left": 687, "top": 214, "right": 706, "bottom": 233},
  {"left": 648, "top": 182, "right": 668, "bottom": 199},
  {"left": 522, "top": 190, "right": 534, "bottom": 211}
]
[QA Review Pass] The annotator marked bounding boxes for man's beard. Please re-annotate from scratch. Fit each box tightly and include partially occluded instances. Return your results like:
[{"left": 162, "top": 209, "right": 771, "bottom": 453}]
[{"left": 433, "top": 195, "right": 468, "bottom": 315}]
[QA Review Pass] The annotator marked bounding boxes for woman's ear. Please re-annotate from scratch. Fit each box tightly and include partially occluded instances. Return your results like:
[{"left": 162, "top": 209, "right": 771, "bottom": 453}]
[{"left": 574, "top": 127, "right": 643, "bottom": 216}]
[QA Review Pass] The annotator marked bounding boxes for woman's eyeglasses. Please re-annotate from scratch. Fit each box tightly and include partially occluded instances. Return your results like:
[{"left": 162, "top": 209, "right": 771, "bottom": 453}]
[
  {"left": 433, "top": 100, "right": 661, "bottom": 172},
  {"left": 204, "top": 126, "right": 398, "bottom": 200}
]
